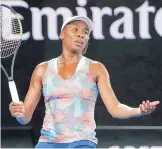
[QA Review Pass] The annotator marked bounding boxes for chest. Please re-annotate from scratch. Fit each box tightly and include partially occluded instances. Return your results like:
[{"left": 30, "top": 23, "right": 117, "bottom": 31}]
[
  {"left": 58, "top": 63, "right": 78, "bottom": 80},
  {"left": 57, "top": 63, "right": 97, "bottom": 82},
  {"left": 43, "top": 70, "right": 98, "bottom": 100}
]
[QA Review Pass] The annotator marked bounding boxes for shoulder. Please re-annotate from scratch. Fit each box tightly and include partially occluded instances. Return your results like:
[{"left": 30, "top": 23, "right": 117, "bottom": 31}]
[
  {"left": 34, "top": 58, "right": 56, "bottom": 72},
  {"left": 85, "top": 57, "right": 109, "bottom": 77},
  {"left": 34, "top": 57, "right": 58, "bottom": 76},
  {"left": 32, "top": 60, "right": 50, "bottom": 77},
  {"left": 35, "top": 61, "right": 48, "bottom": 71},
  {"left": 86, "top": 57, "right": 107, "bottom": 71}
]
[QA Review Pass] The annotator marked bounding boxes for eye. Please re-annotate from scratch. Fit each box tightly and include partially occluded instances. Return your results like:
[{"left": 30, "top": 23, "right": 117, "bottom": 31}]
[
  {"left": 84, "top": 31, "right": 89, "bottom": 35},
  {"left": 73, "top": 28, "right": 78, "bottom": 32}
]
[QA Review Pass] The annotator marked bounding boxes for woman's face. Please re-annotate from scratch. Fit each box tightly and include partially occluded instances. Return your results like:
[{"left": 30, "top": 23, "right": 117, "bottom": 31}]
[{"left": 60, "top": 21, "right": 90, "bottom": 54}]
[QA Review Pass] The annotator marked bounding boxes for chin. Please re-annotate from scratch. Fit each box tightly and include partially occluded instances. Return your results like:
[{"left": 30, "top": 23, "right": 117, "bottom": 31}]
[{"left": 71, "top": 48, "right": 83, "bottom": 54}]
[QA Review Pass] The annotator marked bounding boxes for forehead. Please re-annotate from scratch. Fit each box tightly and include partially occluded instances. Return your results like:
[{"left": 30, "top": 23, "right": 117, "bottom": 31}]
[{"left": 66, "top": 21, "right": 89, "bottom": 31}]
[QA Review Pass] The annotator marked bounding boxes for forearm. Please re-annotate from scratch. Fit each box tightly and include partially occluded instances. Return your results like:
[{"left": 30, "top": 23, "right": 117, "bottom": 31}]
[
  {"left": 16, "top": 91, "right": 41, "bottom": 125},
  {"left": 111, "top": 103, "right": 141, "bottom": 119}
]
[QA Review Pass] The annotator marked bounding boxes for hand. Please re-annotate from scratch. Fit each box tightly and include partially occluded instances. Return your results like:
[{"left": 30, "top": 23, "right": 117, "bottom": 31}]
[
  {"left": 139, "top": 100, "right": 160, "bottom": 115},
  {"left": 9, "top": 101, "right": 26, "bottom": 118}
]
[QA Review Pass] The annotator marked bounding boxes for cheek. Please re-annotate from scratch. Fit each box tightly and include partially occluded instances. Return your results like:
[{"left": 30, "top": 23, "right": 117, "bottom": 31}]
[
  {"left": 66, "top": 33, "right": 74, "bottom": 41},
  {"left": 84, "top": 37, "right": 89, "bottom": 44},
  {"left": 63, "top": 35, "right": 72, "bottom": 43}
]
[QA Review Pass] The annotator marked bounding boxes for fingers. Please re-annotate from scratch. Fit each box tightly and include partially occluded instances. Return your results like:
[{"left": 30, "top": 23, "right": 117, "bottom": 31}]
[
  {"left": 11, "top": 112, "right": 23, "bottom": 117},
  {"left": 143, "top": 101, "right": 147, "bottom": 110},
  {"left": 9, "top": 101, "right": 24, "bottom": 118},
  {"left": 146, "top": 100, "right": 155, "bottom": 111},
  {"left": 9, "top": 101, "right": 23, "bottom": 108},
  {"left": 140, "top": 100, "right": 158, "bottom": 115},
  {"left": 139, "top": 103, "right": 147, "bottom": 113},
  {"left": 10, "top": 108, "right": 23, "bottom": 114},
  {"left": 146, "top": 100, "right": 152, "bottom": 110},
  {"left": 150, "top": 101, "right": 160, "bottom": 106},
  {"left": 9, "top": 104, "right": 24, "bottom": 113}
]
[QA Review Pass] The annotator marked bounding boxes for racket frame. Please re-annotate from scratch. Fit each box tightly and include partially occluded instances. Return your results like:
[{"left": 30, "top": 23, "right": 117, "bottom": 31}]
[{"left": 1, "top": 4, "right": 23, "bottom": 103}]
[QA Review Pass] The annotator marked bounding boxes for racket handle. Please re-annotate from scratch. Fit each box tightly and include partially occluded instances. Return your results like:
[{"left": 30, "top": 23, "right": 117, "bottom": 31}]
[{"left": 8, "top": 81, "right": 20, "bottom": 103}]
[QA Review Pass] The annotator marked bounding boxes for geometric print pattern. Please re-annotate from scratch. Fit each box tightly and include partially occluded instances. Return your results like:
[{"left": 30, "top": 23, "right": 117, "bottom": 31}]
[{"left": 39, "top": 56, "right": 98, "bottom": 144}]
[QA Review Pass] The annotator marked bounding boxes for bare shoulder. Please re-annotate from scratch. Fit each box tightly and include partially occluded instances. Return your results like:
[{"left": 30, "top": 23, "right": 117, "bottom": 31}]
[
  {"left": 36, "top": 61, "right": 48, "bottom": 70},
  {"left": 90, "top": 60, "right": 108, "bottom": 74},
  {"left": 32, "top": 61, "right": 48, "bottom": 77},
  {"left": 89, "top": 60, "right": 109, "bottom": 81}
]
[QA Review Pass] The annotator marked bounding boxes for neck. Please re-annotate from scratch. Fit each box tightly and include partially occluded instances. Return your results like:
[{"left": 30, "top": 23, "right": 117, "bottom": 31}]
[{"left": 59, "top": 50, "right": 82, "bottom": 64}]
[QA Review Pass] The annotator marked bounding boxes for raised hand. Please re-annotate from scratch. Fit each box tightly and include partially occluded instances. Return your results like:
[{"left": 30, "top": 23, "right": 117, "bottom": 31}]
[{"left": 139, "top": 100, "right": 160, "bottom": 115}]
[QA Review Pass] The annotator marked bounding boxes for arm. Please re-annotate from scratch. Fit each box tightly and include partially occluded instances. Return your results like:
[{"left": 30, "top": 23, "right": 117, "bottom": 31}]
[
  {"left": 16, "top": 62, "right": 47, "bottom": 124},
  {"left": 95, "top": 63, "right": 159, "bottom": 119}
]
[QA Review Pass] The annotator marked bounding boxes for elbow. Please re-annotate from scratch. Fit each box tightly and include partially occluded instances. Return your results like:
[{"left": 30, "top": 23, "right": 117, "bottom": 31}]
[
  {"left": 106, "top": 107, "right": 121, "bottom": 119},
  {"left": 106, "top": 103, "right": 130, "bottom": 119},
  {"left": 110, "top": 113, "right": 129, "bottom": 119},
  {"left": 111, "top": 114, "right": 119, "bottom": 119},
  {"left": 109, "top": 112, "right": 121, "bottom": 119},
  {"left": 111, "top": 114, "right": 128, "bottom": 119},
  {"left": 108, "top": 110, "right": 129, "bottom": 119},
  {"left": 108, "top": 111, "right": 120, "bottom": 119}
]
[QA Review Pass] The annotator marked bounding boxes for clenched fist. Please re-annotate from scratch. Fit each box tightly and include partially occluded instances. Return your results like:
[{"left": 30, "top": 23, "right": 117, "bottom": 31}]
[{"left": 9, "top": 101, "right": 26, "bottom": 118}]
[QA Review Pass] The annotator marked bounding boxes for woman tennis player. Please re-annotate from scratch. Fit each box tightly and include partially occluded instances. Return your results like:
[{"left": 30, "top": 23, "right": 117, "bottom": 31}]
[{"left": 9, "top": 16, "right": 160, "bottom": 148}]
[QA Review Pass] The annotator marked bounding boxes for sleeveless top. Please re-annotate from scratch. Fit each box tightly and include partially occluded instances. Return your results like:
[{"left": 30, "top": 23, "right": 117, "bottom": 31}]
[{"left": 39, "top": 56, "right": 99, "bottom": 144}]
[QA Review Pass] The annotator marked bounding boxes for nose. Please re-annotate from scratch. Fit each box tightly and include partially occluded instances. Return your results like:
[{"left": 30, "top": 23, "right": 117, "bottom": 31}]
[{"left": 77, "top": 32, "right": 84, "bottom": 38}]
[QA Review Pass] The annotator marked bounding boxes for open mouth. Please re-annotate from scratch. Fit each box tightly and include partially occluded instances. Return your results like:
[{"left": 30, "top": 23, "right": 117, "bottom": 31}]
[{"left": 75, "top": 40, "right": 83, "bottom": 45}]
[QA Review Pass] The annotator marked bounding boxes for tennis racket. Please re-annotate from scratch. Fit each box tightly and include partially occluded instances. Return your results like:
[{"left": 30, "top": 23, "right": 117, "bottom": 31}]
[{"left": 0, "top": 4, "right": 23, "bottom": 103}]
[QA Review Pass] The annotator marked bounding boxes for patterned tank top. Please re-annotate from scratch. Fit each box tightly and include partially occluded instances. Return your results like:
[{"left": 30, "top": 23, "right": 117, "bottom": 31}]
[{"left": 39, "top": 56, "right": 99, "bottom": 144}]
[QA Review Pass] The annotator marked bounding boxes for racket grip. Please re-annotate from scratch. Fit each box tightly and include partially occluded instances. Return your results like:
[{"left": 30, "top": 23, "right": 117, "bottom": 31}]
[{"left": 8, "top": 81, "right": 20, "bottom": 103}]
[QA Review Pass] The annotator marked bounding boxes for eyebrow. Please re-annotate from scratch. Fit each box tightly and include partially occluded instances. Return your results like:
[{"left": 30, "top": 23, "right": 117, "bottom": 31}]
[
  {"left": 68, "top": 24, "right": 89, "bottom": 32},
  {"left": 85, "top": 27, "right": 89, "bottom": 32}
]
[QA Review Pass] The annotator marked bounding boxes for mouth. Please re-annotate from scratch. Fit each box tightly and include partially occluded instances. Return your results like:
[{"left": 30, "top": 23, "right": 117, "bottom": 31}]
[{"left": 75, "top": 40, "right": 84, "bottom": 46}]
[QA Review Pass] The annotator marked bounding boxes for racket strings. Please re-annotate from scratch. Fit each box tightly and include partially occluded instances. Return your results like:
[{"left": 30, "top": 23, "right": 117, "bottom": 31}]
[{"left": 0, "top": 6, "right": 21, "bottom": 58}]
